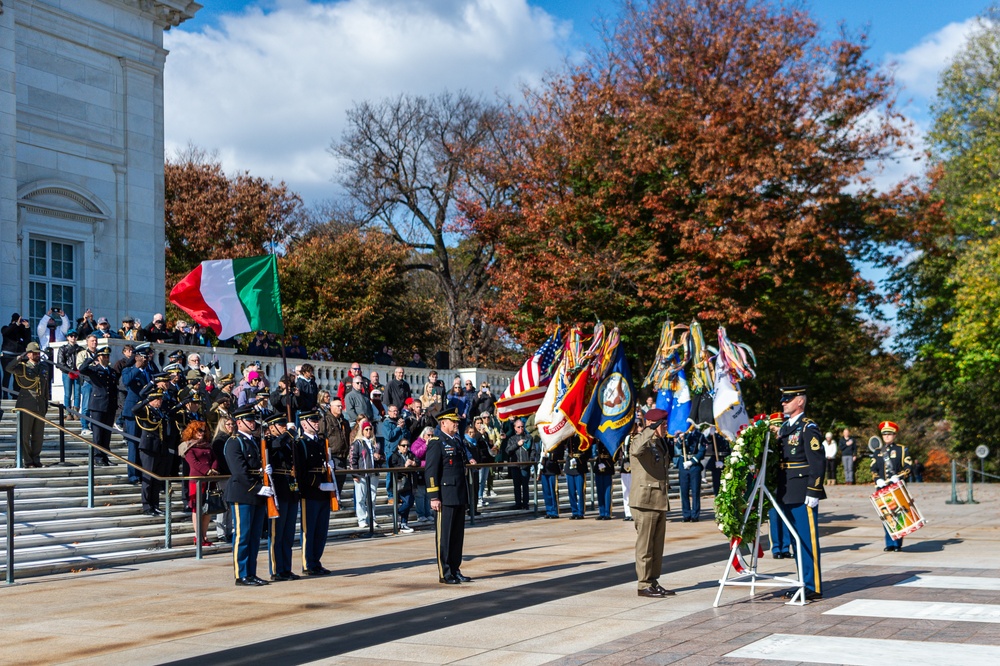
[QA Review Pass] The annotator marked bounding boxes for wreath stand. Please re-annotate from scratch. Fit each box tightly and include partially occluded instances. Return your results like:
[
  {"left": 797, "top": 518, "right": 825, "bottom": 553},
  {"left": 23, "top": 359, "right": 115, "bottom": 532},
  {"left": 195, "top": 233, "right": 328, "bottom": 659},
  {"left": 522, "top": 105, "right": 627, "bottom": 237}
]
[{"left": 713, "top": 433, "right": 807, "bottom": 607}]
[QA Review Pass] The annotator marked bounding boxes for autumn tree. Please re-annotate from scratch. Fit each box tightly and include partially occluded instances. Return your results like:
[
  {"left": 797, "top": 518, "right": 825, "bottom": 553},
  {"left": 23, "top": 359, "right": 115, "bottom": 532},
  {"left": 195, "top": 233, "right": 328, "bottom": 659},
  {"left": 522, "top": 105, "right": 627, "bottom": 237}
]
[
  {"left": 893, "top": 10, "right": 1000, "bottom": 456},
  {"left": 332, "top": 92, "right": 509, "bottom": 366},
  {"left": 165, "top": 147, "right": 306, "bottom": 288},
  {"left": 278, "top": 225, "right": 443, "bottom": 361},
  {"left": 474, "top": 0, "right": 912, "bottom": 426}
]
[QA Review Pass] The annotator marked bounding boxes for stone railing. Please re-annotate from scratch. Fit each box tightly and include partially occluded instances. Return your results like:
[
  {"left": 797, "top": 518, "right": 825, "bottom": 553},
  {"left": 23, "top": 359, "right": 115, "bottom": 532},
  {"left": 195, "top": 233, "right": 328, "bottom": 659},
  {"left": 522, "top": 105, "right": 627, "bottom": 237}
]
[{"left": 45, "top": 340, "right": 515, "bottom": 404}]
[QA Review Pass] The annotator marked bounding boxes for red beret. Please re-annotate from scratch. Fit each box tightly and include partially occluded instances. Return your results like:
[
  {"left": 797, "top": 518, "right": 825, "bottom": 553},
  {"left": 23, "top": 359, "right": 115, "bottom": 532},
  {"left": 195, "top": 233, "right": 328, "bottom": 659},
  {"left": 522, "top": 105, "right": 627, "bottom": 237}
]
[{"left": 644, "top": 408, "right": 668, "bottom": 425}]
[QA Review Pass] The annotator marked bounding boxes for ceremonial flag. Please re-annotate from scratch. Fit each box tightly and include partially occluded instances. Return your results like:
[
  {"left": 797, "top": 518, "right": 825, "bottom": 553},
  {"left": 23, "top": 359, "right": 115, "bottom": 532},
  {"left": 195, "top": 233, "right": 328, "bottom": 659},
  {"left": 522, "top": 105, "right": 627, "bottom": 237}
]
[
  {"left": 495, "top": 328, "right": 563, "bottom": 421},
  {"left": 666, "top": 367, "right": 692, "bottom": 436},
  {"left": 535, "top": 359, "right": 575, "bottom": 450},
  {"left": 556, "top": 364, "right": 595, "bottom": 448},
  {"left": 713, "top": 354, "right": 749, "bottom": 440},
  {"left": 169, "top": 255, "right": 283, "bottom": 339},
  {"left": 582, "top": 343, "right": 635, "bottom": 456}
]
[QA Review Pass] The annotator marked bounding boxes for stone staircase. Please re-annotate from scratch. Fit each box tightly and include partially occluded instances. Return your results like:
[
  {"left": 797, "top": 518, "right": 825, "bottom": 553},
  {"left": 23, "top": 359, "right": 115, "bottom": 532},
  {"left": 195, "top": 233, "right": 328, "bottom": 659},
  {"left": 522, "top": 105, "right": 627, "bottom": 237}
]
[{"left": 0, "top": 400, "right": 704, "bottom": 580}]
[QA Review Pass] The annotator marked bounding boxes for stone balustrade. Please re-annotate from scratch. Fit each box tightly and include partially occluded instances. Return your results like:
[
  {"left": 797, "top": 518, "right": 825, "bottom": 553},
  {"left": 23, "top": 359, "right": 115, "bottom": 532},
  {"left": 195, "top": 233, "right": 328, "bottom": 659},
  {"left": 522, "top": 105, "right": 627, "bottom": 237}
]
[{"left": 45, "top": 339, "right": 515, "bottom": 404}]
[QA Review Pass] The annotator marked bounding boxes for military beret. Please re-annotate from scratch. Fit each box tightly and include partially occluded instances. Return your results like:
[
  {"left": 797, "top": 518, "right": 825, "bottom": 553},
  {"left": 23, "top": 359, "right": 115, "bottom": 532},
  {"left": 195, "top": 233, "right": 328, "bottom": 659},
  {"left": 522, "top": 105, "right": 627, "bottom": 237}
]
[{"left": 644, "top": 408, "right": 668, "bottom": 427}]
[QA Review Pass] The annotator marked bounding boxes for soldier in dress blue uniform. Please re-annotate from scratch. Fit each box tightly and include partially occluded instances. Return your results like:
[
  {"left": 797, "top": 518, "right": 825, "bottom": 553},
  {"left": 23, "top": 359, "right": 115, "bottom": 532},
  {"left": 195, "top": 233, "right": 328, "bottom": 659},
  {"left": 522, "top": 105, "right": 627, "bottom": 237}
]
[
  {"left": 775, "top": 386, "right": 826, "bottom": 601},
  {"left": 263, "top": 411, "right": 301, "bottom": 580},
  {"left": 294, "top": 409, "right": 334, "bottom": 576},
  {"left": 539, "top": 443, "right": 564, "bottom": 518},
  {"left": 703, "top": 425, "right": 731, "bottom": 496},
  {"left": 224, "top": 405, "right": 272, "bottom": 587},
  {"left": 871, "top": 420, "right": 913, "bottom": 552},
  {"left": 592, "top": 444, "right": 616, "bottom": 520},
  {"left": 674, "top": 428, "right": 706, "bottom": 522},
  {"left": 564, "top": 435, "right": 590, "bottom": 519},
  {"left": 134, "top": 389, "right": 169, "bottom": 516},
  {"left": 78, "top": 345, "right": 118, "bottom": 466},
  {"left": 426, "top": 407, "right": 476, "bottom": 584}
]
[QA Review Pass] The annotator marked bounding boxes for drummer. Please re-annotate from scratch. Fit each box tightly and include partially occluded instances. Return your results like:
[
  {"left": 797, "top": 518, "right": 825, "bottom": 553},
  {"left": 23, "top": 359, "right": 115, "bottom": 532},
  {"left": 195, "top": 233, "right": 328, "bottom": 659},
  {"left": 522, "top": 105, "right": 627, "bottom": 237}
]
[{"left": 871, "top": 421, "right": 913, "bottom": 552}]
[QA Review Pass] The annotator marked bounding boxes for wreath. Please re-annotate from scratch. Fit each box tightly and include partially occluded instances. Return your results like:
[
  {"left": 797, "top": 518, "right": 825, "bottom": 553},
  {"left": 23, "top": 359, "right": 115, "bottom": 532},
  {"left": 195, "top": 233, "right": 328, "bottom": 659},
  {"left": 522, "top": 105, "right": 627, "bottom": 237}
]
[{"left": 714, "top": 414, "right": 781, "bottom": 545}]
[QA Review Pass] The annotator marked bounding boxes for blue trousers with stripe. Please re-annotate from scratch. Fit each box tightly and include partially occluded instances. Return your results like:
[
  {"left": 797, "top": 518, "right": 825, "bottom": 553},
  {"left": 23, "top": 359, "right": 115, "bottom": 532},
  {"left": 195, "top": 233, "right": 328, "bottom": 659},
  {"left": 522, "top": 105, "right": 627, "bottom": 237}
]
[
  {"left": 769, "top": 507, "right": 792, "bottom": 555},
  {"left": 268, "top": 497, "right": 299, "bottom": 577},
  {"left": 884, "top": 525, "right": 903, "bottom": 550},
  {"left": 779, "top": 502, "right": 823, "bottom": 594},
  {"left": 232, "top": 502, "right": 266, "bottom": 580},
  {"left": 300, "top": 498, "right": 330, "bottom": 572},
  {"left": 595, "top": 473, "right": 613, "bottom": 518},
  {"left": 541, "top": 474, "right": 559, "bottom": 517},
  {"left": 678, "top": 465, "right": 702, "bottom": 519},
  {"left": 566, "top": 474, "right": 586, "bottom": 517}
]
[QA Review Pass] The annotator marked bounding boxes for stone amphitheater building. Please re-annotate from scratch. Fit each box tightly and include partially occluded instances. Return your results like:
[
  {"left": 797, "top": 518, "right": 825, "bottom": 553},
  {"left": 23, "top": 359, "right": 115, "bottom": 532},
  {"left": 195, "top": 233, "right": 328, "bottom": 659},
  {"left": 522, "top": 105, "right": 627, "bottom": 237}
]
[{"left": 0, "top": 0, "right": 200, "bottom": 327}]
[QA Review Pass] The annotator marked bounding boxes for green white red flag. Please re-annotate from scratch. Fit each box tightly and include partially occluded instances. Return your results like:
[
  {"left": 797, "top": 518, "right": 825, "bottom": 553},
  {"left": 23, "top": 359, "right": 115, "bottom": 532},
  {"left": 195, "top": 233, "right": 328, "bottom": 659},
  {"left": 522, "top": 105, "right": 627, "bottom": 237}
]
[{"left": 169, "top": 255, "right": 284, "bottom": 339}]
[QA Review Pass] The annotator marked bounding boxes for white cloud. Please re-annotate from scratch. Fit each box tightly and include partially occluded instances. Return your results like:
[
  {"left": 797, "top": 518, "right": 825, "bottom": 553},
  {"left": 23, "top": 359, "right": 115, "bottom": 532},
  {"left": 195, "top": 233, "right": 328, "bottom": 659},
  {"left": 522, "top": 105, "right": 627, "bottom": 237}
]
[
  {"left": 887, "top": 17, "right": 981, "bottom": 101},
  {"left": 163, "top": 0, "right": 572, "bottom": 204}
]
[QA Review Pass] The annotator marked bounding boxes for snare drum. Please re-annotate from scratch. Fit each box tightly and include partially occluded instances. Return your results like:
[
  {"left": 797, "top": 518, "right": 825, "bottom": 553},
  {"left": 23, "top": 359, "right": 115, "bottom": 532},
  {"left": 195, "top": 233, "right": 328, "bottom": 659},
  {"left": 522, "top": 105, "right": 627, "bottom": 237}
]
[{"left": 870, "top": 480, "right": 926, "bottom": 540}]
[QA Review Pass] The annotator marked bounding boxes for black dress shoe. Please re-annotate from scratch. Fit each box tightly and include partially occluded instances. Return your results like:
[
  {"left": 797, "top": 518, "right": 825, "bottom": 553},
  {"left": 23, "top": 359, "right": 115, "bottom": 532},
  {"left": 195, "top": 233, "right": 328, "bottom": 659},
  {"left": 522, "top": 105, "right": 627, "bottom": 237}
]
[
  {"left": 683, "top": 517, "right": 691, "bottom": 522},
  {"left": 454, "top": 572, "right": 473, "bottom": 582},
  {"left": 251, "top": 576, "right": 270, "bottom": 586},
  {"left": 651, "top": 583, "right": 676, "bottom": 596},
  {"left": 304, "top": 567, "right": 331, "bottom": 577},
  {"left": 691, "top": 518, "right": 700, "bottom": 522},
  {"left": 783, "top": 589, "right": 822, "bottom": 601},
  {"left": 285, "top": 572, "right": 301, "bottom": 580},
  {"left": 235, "top": 577, "right": 262, "bottom": 586},
  {"left": 638, "top": 587, "right": 666, "bottom": 598},
  {"left": 883, "top": 546, "right": 898, "bottom": 552},
  {"left": 439, "top": 575, "right": 460, "bottom": 584},
  {"left": 270, "top": 573, "right": 291, "bottom": 582},
  {"left": 623, "top": 516, "right": 633, "bottom": 521}
]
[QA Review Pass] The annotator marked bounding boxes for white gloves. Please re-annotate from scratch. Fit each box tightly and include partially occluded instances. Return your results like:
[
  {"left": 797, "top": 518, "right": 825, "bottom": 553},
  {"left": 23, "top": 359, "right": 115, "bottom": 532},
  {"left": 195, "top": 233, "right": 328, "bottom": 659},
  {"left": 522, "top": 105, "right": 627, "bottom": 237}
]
[
  {"left": 598, "top": 463, "right": 607, "bottom": 472},
  {"left": 263, "top": 464, "right": 272, "bottom": 476},
  {"left": 876, "top": 478, "right": 886, "bottom": 488},
  {"left": 683, "top": 460, "right": 693, "bottom": 469},
  {"left": 257, "top": 486, "right": 275, "bottom": 497},
  {"left": 319, "top": 482, "right": 335, "bottom": 492},
  {"left": 327, "top": 460, "right": 337, "bottom": 471},
  {"left": 804, "top": 496, "right": 819, "bottom": 509},
  {"left": 715, "top": 461, "right": 724, "bottom": 469},
  {"left": 890, "top": 475, "right": 900, "bottom": 484},
  {"left": 286, "top": 422, "right": 296, "bottom": 430}
]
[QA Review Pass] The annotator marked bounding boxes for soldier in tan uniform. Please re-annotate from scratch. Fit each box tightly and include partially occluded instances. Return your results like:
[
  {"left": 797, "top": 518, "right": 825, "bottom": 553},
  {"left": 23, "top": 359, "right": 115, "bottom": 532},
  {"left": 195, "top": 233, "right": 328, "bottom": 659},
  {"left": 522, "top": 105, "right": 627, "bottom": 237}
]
[
  {"left": 6, "top": 341, "right": 51, "bottom": 467},
  {"left": 629, "top": 408, "right": 675, "bottom": 598}
]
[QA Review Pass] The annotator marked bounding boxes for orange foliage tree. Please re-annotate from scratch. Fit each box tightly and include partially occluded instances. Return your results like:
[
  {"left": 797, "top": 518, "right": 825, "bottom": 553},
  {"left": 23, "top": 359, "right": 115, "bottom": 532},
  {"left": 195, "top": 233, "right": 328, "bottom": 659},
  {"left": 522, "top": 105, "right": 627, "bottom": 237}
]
[{"left": 472, "top": 0, "right": 915, "bottom": 424}]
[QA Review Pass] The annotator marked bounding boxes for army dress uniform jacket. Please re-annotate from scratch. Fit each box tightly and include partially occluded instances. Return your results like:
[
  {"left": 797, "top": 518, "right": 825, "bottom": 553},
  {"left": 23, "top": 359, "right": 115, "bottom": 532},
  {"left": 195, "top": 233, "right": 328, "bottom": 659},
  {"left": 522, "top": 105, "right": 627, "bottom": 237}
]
[
  {"left": 592, "top": 447, "right": 615, "bottom": 476},
  {"left": 565, "top": 437, "right": 591, "bottom": 476},
  {"left": 134, "top": 403, "right": 166, "bottom": 455},
  {"left": 777, "top": 416, "right": 826, "bottom": 505},
  {"left": 223, "top": 432, "right": 265, "bottom": 505},
  {"left": 78, "top": 358, "right": 119, "bottom": 413},
  {"left": 871, "top": 444, "right": 912, "bottom": 483},
  {"left": 539, "top": 444, "right": 564, "bottom": 476},
  {"left": 425, "top": 430, "right": 469, "bottom": 507},
  {"left": 629, "top": 427, "right": 670, "bottom": 511},
  {"left": 265, "top": 431, "right": 300, "bottom": 502},
  {"left": 294, "top": 433, "right": 331, "bottom": 502},
  {"left": 5, "top": 356, "right": 51, "bottom": 411},
  {"left": 673, "top": 431, "right": 706, "bottom": 469}
]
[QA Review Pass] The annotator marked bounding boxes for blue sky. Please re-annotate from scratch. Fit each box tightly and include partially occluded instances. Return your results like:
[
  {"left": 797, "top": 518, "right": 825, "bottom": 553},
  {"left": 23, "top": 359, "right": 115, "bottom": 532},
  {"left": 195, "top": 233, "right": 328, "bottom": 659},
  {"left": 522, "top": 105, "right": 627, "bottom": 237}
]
[{"left": 164, "top": 0, "right": 991, "bottom": 203}]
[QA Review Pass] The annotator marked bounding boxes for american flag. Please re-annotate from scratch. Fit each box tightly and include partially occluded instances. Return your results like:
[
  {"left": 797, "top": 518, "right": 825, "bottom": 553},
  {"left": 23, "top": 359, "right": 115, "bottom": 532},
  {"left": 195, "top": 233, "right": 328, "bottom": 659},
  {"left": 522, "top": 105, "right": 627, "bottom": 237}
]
[{"left": 496, "top": 328, "right": 563, "bottom": 421}]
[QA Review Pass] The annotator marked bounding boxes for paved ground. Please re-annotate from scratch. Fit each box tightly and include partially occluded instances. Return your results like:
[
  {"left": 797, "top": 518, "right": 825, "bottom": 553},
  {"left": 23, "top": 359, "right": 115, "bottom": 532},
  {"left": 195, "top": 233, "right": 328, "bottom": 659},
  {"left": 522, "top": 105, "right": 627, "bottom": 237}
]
[{"left": 1, "top": 481, "right": 996, "bottom": 665}]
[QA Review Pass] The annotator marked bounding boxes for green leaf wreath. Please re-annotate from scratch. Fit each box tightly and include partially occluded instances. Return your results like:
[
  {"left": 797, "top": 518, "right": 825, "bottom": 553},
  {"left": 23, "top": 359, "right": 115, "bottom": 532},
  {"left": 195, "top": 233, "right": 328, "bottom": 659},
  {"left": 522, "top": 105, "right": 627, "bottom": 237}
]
[{"left": 714, "top": 415, "right": 781, "bottom": 544}]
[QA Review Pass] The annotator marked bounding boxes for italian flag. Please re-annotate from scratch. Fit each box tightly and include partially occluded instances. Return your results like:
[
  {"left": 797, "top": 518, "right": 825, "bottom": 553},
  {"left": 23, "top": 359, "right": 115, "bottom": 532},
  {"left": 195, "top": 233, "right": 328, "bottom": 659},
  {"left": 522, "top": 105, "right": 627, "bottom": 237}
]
[{"left": 169, "top": 255, "right": 284, "bottom": 339}]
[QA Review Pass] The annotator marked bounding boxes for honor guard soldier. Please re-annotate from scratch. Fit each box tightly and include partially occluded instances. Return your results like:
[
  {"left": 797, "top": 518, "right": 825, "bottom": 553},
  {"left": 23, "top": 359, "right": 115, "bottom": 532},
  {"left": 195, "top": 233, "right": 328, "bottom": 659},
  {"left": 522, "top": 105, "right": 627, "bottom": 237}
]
[
  {"left": 539, "top": 443, "right": 564, "bottom": 518},
  {"left": 134, "top": 389, "right": 168, "bottom": 515},
  {"left": 294, "top": 409, "right": 334, "bottom": 576},
  {"left": 673, "top": 427, "right": 706, "bottom": 522},
  {"left": 629, "top": 409, "right": 675, "bottom": 598},
  {"left": 224, "top": 405, "right": 272, "bottom": 586},
  {"left": 263, "top": 412, "right": 301, "bottom": 580},
  {"left": 6, "top": 341, "right": 51, "bottom": 467},
  {"left": 78, "top": 344, "right": 119, "bottom": 466},
  {"left": 871, "top": 421, "right": 912, "bottom": 552},
  {"left": 120, "top": 345, "right": 155, "bottom": 483},
  {"left": 776, "top": 386, "right": 826, "bottom": 601},
  {"left": 565, "top": 435, "right": 590, "bottom": 519},
  {"left": 592, "top": 444, "right": 616, "bottom": 520},
  {"left": 426, "top": 407, "right": 475, "bottom": 584},
  {"left": 703, "top": 425, "right": 731, "bottom": 496}
]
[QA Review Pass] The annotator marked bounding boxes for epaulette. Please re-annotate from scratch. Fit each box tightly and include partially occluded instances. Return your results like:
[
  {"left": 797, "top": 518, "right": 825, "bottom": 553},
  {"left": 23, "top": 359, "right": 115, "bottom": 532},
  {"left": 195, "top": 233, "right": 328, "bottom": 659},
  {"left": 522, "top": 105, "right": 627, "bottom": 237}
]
[{"left": 803, "top": 417, "right": 816, "bottom": 425}]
